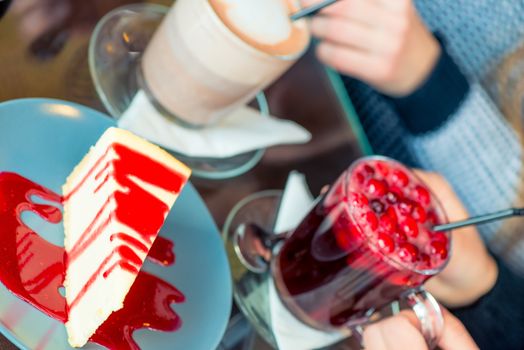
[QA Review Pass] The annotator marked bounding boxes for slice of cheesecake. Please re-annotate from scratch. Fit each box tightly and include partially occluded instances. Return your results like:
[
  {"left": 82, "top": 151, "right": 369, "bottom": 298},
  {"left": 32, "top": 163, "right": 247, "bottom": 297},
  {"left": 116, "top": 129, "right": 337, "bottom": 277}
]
[{"left": 63, "top": 127, "right": 191, "bottom": 347}]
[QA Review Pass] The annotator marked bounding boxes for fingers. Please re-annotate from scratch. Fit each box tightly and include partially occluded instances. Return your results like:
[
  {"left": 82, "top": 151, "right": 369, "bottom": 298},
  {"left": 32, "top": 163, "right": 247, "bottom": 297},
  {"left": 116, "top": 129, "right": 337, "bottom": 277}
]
[
  {"left": 300, "top": 0, "right": 352, "bottom": 16},
  {"left": 308, "top": 0, "right": 395, "bottom": 26},
  {"left": 439, "top": 308, "right": 480, "bottom": 350},
  {"left": 301, "top": 0, "right": 412, "bottom": 22},
  {"left": 304, "top": 0, "right": 417, "bottom": 85},
  {"left": 316, "top": 42, "right": 392, "bottom": 83},
  {"left": 362, "top": 312, "right": 427, "bottom": 349},
  {"left": 302, "top": 0, "right": 437, "bottom": 95},
  {"left": 375, "top": 0, "right": 413, "bottom": 13},
  {"left": 401, "top": 309, "right": 479, "bottom": 349},
  {"left": 363, "top": 309, "right": 479, "bottom": 350},
  {"left": 311, "top": 16, "right": 387, "bottom": 53}
]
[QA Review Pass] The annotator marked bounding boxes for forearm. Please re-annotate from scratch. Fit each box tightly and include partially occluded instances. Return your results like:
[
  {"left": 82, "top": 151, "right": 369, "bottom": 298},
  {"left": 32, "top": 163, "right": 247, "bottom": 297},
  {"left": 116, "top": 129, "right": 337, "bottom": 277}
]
[{"left": 426, "top": 250, "right": 498, "bottom": 309}]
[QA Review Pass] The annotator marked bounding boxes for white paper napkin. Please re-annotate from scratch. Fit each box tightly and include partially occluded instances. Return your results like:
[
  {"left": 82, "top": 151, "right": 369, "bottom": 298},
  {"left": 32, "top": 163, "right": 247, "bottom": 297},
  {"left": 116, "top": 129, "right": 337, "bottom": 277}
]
[
  {"left": 118, "top": 91, "right": 312, "bottom": 158},
  {"left": 270, "top": 172, "right": 346, "bottom": 350}
]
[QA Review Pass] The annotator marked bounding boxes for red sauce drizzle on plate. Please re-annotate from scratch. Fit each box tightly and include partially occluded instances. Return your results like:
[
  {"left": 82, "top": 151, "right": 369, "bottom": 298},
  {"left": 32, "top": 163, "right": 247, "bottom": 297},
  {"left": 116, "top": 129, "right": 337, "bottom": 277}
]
[{"left": 0, "top": 172, "right": 184, "bottom": 350}]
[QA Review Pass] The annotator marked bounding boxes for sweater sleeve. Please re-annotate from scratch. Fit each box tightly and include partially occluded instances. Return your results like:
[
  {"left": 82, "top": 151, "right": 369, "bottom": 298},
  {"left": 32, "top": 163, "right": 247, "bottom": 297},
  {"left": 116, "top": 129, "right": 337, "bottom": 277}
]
[
  {"left": 451, "top": 258, "right": 524, "bottom": 349},
  {"left": 388, "top": 36, "right": 470, "bottom": 135},
  {"left": 386, "top": 36, "right": 523, "bottom": 242}
]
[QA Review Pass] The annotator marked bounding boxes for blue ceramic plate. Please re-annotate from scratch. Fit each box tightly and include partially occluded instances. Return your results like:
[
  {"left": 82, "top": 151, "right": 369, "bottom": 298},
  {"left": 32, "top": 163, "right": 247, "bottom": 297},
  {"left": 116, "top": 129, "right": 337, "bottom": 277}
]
[{"left": 0, "top": 99, "right": 232, "bottom": 350}]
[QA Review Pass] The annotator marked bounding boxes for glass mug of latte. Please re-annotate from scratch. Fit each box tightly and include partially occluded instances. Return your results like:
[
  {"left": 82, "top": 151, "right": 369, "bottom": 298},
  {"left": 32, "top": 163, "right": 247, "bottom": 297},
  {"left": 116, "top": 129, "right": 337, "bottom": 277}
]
[
  {"left": 141, "top": 0, "right": 310, "bottom": 128},
  {"left": 272, "top": 157, "right": 450, "bottom": 348}
]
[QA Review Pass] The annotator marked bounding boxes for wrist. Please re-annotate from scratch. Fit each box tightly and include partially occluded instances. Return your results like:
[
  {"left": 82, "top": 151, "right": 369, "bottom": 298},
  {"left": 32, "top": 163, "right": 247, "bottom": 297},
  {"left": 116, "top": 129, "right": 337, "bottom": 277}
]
[
  {"left": 468, "top": 256, "right": 498, "bottom": 305},
  {"left": 385, "top": 33, "right": 470, "bottom": 135},
  {"left": 439, "top": 256, "right": 498, "bottom": 308},
  {"left": 425, "top": 253, "right": 498, "bottom": 308},
  {"left": 392, "top": 35, "right": 441, "bottom": 97}
]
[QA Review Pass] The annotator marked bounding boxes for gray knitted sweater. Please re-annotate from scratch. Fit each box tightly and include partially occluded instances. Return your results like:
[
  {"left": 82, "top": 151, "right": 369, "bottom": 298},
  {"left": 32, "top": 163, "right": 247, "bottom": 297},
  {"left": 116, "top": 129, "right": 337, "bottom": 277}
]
[{"left": 343, "top": 0, "right": 524, "bottom": 274}]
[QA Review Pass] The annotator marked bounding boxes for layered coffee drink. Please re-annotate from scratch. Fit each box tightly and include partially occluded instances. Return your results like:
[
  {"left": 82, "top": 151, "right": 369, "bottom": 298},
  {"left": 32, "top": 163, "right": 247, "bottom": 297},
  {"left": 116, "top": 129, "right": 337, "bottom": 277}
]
[{"left": 141, "top": 0, "right": 310, "bottom": 127}]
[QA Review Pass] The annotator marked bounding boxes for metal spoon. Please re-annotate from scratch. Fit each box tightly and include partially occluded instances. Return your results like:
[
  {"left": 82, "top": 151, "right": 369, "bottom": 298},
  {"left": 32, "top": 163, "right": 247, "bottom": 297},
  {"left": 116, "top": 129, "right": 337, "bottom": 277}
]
[
  {"left": 290, "top": 0, "right": 339, "bottom": 21},
  {"left": 234, "top": 204, "right": 524, "bottom": 273},
  {"left": 233, "top": 223, "right": 288, "bottom": 273},
  {"left": 433, "top": 207, "right": 524, "bottom": 232}
]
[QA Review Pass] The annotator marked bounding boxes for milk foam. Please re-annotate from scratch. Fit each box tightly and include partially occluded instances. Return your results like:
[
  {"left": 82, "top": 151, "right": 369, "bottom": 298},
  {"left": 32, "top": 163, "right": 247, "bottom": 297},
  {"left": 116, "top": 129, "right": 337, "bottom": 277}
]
[{"left": 215, "top": 0, "right": 292, "bottom": 45}]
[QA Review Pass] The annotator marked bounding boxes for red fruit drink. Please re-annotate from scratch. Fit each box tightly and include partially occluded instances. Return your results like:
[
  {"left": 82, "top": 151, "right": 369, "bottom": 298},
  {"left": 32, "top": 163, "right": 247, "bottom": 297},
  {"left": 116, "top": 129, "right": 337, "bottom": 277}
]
[{"left": 273, "top": 157, "right": 450, "bottom": 329}]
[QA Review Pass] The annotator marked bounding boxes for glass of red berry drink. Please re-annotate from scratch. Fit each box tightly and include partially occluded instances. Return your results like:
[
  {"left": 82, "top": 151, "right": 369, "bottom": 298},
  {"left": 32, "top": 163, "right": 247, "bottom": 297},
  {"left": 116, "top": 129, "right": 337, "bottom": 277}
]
[{"left": 273, "top": 156, "right": 450, "bottom": 346}]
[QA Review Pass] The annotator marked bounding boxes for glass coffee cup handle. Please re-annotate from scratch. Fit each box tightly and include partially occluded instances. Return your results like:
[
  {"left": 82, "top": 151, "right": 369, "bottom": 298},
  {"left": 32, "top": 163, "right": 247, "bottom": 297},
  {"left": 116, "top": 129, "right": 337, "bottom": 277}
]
[
  {"left": 350, "top": 288, "right": 443, "bottom": 349},
  {"left": 403, "top": 287, "right": 444, "bottom": 349}
]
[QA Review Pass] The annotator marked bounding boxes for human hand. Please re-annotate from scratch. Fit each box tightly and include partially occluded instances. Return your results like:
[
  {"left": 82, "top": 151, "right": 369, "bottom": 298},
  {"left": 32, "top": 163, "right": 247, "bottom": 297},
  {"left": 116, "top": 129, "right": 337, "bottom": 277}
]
[
  {"left": 414, "top": 171, "right": 498, "bottom": 308},
  {"left": 362, "top": 308, "right": 479, "bottom": 349},
  {"left": 300, "top": 0, "right": 440, "bottom": 96}
]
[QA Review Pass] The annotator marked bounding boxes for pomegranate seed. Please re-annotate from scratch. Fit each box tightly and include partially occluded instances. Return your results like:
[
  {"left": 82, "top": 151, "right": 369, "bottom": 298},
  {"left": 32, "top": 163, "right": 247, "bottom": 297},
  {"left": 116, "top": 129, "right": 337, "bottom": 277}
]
[
  {"left": 377, "top": 233, "right": 395, "bottom": 253},
  {"left": 349, "top": 224, "right": 364, "bottom": 240},
  {"left": 367, "top": 179, "right": 388, "bottom": 197},
  {"left": 430, "top": 241, "right": 448, "bottom": 259},
  {"left": 335, "top": 221, "right": 363, "bottom": 250},
  {"left": 379, "top": 214, "right": 396, "bottom": 234},
  {"left": 370, "top": 199, "right": 385, "bottom": 214},
  {"left": 420, "top": 253, "right": 431, "bottom": 266},
  {"left": 364, "top": 212, "right": 379, "bottom": 231},
  {"left": 350, "top": 193, "right": 369, "bottom": 208},
  {"left": 390, "top": 169, "right": 409, "bottom": 188},
  {"left": 400, "top": 217, "right": 419, "bottom": 238},
  {"left": 385, "top": 191, "right": 399, "bottom": 204},
  {"left": 386, "top": 206, "right": 398, "bottom": 222},
  {"left": 414, "top": 185, "right": 431, "bottom": 206},
  {"left": 355, "top": 172, "right": 365, "bottom": 184},
  {"left": 392, "top": 231, "right": 407, "bottom": 242},
  {"left": 335, "top": 229, "right": 351, "bottom": 251},
  {"left": 426, "top": 211, "right": 439, "bottom": 225},
  {"left": 398, "top": 242, "right": 419, "bottom": 263},
  {"left": 361, "top": 164, "right": 375, "bottom": 178},
  {"left": 412, "top": 204, "right": 427, "bottom": 223},
  {"left": 375, "top": 161, "right": 390, "bottom": 177},
  {"left": 398, "top": 200, "right": 414, "bottom": 215},
  {"left": 431, "top": 232, "right": 448, "bottom": 244}
]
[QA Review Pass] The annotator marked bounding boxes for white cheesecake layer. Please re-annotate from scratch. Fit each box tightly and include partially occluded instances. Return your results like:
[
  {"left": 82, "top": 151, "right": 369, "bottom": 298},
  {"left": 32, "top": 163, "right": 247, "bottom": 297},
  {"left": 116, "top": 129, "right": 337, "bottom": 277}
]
[{"left": 63, "top": 127, "right": 190, "bottom": 347}]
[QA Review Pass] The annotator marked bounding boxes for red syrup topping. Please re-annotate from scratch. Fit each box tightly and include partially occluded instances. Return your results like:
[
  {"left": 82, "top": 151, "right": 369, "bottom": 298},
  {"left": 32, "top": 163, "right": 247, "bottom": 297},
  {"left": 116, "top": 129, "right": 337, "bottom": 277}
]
[
  {"left": 149, "top": 237, "right": 176, "bottom": 266},
  {"left": 91, "top": 272, "right": 184, "bottom": 350},
  {"left": 0, "top": 172, "right": 66, "bottom": 321},
  {"left": 0, "top": 172, "right": 185, "bottom": 350}
]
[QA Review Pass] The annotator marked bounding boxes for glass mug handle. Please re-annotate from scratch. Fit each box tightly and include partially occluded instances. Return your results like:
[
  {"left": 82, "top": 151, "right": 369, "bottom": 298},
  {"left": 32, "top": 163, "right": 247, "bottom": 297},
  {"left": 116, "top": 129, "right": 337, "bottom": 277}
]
[
  {"left": 403, "top": 287, "right": 444, "bottom": 349},
  {"left": 351, "top": 287, "right": 443, "bottom": 349}
]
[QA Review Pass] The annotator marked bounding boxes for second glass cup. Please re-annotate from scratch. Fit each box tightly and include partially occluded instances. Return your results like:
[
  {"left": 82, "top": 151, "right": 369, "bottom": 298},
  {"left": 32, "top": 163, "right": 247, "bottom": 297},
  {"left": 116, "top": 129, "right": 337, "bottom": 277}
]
[
  {"left": 272, "top": 156, "right": 451, "bottom": 347},
  {"left": 141, "top": 0, "right": 310, "bottom": 128}
]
